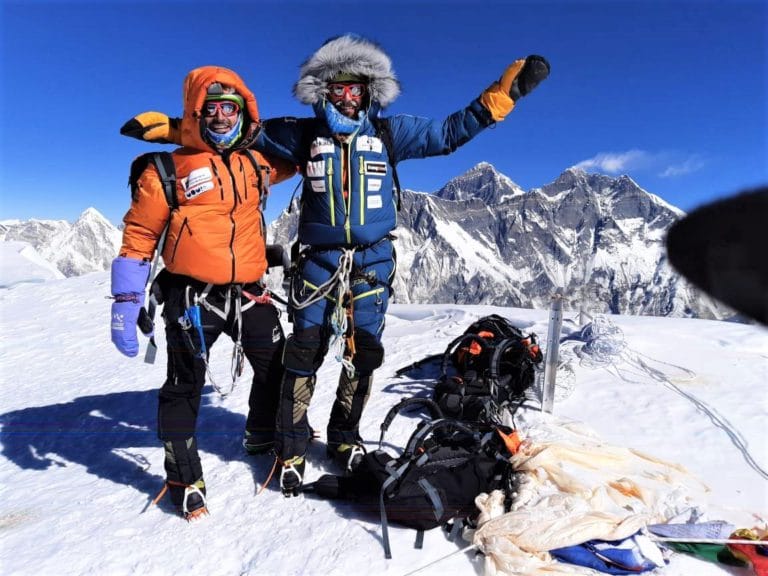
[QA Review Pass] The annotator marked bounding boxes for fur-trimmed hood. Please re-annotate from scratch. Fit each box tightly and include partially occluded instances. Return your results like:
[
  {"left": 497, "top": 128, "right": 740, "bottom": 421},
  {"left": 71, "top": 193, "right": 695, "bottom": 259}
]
[{"left": 293, "top": 35, "right": 401, "bottom": 108}]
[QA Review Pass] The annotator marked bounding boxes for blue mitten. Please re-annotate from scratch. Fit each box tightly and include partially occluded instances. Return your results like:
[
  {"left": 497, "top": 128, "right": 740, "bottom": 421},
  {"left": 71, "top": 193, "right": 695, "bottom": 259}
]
[{"left": 111, "top": 257, "right": 151, "bottom": 357}]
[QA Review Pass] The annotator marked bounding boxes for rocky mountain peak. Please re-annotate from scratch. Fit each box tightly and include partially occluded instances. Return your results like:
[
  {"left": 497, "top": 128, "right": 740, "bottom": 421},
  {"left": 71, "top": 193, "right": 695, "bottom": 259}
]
[
  {"left": 435, "top": 162, "right": 524, "bottom": 204},
  {"left": 1, "top": 208, "right": 122, "bottom": 277},
  {"left": 267, "top": 163, "right": 725, "bottom": 320},
  {"left": 4, "top": 167, "right": 724, "bottom": 321}
]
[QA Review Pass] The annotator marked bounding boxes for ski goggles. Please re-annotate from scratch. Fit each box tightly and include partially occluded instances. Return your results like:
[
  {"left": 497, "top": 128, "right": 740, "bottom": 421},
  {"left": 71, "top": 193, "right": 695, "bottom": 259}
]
[
  {"left": 202, "top": 99, "right": 241, "bottom": 118},
  {"left": 327, "top": 83, "right": 366, "bottom": 99}
]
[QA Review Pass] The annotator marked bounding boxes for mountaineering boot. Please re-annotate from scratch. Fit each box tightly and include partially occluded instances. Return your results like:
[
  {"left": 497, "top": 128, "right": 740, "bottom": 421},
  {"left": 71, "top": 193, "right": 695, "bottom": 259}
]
[
  {"left": 160, "top": 437, "right": 208, "bottom": 520},
  {"left": 326, "top": 370, "right": 372, "bottom": 473},
  {"left": 279, "top": 456, "right": 305, "bottom": 497},
  {"left": 327, "top": 442, "right": 366, "bottom": 473},
  {"left": 167, "top": 479, "right": 208, "bottom": 521},
  {"left": 243, "top": 430, "right": 275, "bottom": 455}
]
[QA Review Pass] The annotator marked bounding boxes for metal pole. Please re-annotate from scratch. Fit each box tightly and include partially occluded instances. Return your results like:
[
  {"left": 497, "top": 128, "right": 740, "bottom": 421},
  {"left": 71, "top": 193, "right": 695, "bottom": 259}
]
[{"left": 542, "top": 291, "right": 564, "bottom": 413}]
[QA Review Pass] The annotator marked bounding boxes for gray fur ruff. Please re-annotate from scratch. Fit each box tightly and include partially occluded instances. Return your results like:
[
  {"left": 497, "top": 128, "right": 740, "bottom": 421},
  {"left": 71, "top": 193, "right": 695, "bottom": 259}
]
[{"left": 293, "top": 35, "right": 401, "bottom": 107}]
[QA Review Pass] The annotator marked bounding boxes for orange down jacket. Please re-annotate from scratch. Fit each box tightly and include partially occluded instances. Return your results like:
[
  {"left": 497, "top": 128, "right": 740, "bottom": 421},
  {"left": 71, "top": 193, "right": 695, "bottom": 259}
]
[{"left": 119, "top": 66, "right": 296, "bottom": 285}]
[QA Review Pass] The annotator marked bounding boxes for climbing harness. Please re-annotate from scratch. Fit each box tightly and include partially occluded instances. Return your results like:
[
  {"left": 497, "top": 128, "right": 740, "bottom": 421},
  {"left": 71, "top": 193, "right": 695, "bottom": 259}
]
[
  {"left": 290, "top": 248, "right": 358, "bottom": 376},
  {"left": 340, "top": 293, "right": 356, "bottom": 373},
  {"left": 179, "top": 283, "right": 262, "bottom": 397}
]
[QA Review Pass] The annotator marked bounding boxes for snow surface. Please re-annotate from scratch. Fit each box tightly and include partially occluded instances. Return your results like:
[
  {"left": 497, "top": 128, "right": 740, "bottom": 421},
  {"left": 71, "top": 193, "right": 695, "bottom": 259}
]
[{"left": 1, "top": 253, "right": 766, "bottom": 576}]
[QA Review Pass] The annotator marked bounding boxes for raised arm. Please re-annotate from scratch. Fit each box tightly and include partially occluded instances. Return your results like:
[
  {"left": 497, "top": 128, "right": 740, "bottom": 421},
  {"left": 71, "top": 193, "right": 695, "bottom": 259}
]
[
  {"left": 119, "top": 113, "right": 298, "bottom": 183},
  {"left": 388, "top": 55, "right": 550, "bottom": 162}
]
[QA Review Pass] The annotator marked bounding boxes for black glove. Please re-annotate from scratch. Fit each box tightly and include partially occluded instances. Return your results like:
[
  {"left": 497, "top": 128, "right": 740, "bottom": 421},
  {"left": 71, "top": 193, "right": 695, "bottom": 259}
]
[
  {"left": 509, "top": 55, "right": 550, "bottom": 101},
  {"left": 137, "top": 306, "right": 154, "bottom": 335}
]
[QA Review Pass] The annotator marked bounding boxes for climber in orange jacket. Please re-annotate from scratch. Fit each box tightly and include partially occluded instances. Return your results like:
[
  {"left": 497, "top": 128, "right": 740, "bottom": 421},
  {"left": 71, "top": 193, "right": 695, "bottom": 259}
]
[{"left": 110, "top": 66, "right": 296, "bottom": 520}]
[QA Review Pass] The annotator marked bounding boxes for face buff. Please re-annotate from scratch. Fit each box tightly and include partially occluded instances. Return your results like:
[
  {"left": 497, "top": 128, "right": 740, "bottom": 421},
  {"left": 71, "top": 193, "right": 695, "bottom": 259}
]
[
  {"left": 320, "top": 100, "right": 364, "bottom": 134},
  {"left": 205, "top": 114, "right": 243, "bottom": 148}
]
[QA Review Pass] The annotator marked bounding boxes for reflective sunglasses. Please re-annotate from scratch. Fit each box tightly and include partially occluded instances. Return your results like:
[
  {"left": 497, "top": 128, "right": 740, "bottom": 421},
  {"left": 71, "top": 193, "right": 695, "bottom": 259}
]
[
  {"left": 327, "top": 83, "right": 366, "bottom": 98},
  {"left": 202, "top": 100, "right": 241, "bottom": 118}
]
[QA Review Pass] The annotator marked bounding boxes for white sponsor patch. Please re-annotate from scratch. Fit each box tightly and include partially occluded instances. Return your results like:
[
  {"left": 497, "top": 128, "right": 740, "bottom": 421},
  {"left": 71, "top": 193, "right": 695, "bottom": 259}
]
[
  {"left": 356, "top": 135, "right": 383, "bottom": 153},
  {"left": 183, "top": 167, "right": 213, "bottom": 191},
  {"left": 310, "top": 137, "right": 335, "bottom": 156},
  {"left": 306, "top": 160, "right": 325, "bottom": 177},
  {"left": 181, "top": 167, "right": 214, "bottom": 200},
  {"left": 310, "top": 179, "right": 326, "bottom": 193},
  {"left": 365, "top": 161, "right": 388, "bottom": 175},
  {"left": 367, "top": 179, "right": 382, "bottom": 192},
  {"left": 367, "top": 195, "right": 383, "bottom": 209},
  {"left": 185, "top": 181, "right": 214, "bottom": 200}
]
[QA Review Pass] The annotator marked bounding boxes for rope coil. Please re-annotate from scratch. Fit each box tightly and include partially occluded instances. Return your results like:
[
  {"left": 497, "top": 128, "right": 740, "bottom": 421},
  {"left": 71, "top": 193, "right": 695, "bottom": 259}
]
[{"left": 290, "top": 248, "right": 358, "bottom": 375}]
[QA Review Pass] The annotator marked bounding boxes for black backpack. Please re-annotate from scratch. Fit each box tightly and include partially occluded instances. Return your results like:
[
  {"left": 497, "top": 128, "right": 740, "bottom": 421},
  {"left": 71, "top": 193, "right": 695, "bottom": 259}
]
[
  {"left": 304, "top": 398, "right": 517, "bottom": 559},
  {"left": 433, "top": 315, "right": 544, "bottom": 423}
]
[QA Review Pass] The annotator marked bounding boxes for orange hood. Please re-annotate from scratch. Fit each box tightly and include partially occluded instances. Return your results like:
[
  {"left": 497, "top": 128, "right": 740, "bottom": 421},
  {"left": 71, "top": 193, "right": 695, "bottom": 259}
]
[{"left": 180, "top": 66, "right": 260, "bottom": 151}]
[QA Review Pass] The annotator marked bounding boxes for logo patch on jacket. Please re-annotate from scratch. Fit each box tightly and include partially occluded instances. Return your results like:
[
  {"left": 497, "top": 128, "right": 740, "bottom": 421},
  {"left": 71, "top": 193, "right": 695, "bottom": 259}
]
[
  {"left": 182, "top": 167, "right": 214, "bottom": 200},
  {"left": 306, "top": 160, "right": 326, "bottom": 178},
  {"left": 310, "top": 137, "right": 335, "bottom": 157},
  {"left": 365, "top": 161, "right": 388, "bottom": 175},
  {"left": 311, "top": 180, "right": 326, "bottom": 193},
  {"left": 356, "top": 135, "right": 384, "bottom": 153}
]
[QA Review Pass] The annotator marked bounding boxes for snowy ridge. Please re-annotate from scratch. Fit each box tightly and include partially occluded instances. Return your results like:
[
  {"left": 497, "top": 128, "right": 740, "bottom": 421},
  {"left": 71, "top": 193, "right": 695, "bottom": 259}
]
[
  {"left": 435, "top": 161, "right": 526, "bottom": 204},
  {"left": 0, "top": 207, "right": 122, "bottom": 278},
  {"left": 269, "top": 164, "right": 729, "bottom": 320},
  {"left": 0, "top": 165, "right": 728, "bottom": 320},
  {"left": 0, "top": 241, "right": 65, "bottom": 287}
]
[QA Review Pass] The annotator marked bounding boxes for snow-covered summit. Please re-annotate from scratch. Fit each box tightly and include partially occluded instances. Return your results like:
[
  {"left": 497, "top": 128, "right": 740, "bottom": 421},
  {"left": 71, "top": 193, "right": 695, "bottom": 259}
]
[
  {"left": 0, "top": 207, "right": 121, "bottom": 277},
  {"left": 435, "top": 162, "right": 525, "bottom": 204},
  {"left": 269, "top": 163, "right": 727, "bottom": 320},
  {"left": 0, "top": 268, "right": 764, "bottom": 576}
]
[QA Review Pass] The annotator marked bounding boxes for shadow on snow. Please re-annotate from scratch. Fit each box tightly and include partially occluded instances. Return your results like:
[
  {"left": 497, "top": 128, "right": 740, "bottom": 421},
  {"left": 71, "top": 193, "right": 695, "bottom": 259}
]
[{"left": 0, "top": 388, "right": 278, "bottom": 513}]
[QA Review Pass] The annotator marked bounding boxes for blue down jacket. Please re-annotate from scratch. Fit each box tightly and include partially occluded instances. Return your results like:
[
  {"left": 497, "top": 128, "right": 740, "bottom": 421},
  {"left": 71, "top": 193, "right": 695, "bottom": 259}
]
[
  {"left": 258, "top": 99, "right": 493, "bottom": 342},
  {"left": 259, "top": 98, "right": 494, "bottom": 247}
]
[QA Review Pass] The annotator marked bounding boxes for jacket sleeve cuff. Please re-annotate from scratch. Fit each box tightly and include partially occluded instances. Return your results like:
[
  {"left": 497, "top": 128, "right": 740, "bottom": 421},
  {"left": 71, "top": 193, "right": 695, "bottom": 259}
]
[{"left": 111, "top": 256, "right": 151, "bottom": 295}]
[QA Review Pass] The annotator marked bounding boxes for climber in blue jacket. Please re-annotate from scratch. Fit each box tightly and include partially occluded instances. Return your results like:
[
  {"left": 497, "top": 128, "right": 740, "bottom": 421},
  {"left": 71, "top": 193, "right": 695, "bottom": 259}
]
[{"left": 258, "top": 35, "right": 549, "bottom": 495}]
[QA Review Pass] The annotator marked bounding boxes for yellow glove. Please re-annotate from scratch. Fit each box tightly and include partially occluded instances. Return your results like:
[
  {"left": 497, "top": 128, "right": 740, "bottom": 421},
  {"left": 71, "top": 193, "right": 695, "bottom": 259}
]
[
  {"left": 119, "top": 112, "right": 181, "bottom": 145},
  {"left": 480, "top": 55, "right": 550, "bottom": 122}
]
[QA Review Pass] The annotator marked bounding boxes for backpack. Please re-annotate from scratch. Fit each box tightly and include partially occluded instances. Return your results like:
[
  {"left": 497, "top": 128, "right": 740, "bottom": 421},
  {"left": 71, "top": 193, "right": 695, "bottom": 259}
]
[
  {"left": 303, "top": 397, "right": 519, "bottom": 559},
  {"left": 433, "top": 315, "right": 544, "bottom": 423},
  {"left": 126, "top": 152, "right": 284, "bottom": 363}
]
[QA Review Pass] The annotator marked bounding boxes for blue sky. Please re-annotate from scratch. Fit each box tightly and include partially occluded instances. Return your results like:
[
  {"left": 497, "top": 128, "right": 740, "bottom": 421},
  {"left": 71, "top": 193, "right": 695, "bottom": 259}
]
[{"left": 1, "top": 0, "right": 765, "bottom": 226}]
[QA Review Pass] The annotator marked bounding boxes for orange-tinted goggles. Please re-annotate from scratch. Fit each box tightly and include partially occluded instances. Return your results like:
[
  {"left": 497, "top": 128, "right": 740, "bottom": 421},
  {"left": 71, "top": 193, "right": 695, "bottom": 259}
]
[
  {"left": 328, "top": 83, "right": 366, "bottom": 98},
  {"left": 203, "top": 100, "right": 241, "bottom": 118}
]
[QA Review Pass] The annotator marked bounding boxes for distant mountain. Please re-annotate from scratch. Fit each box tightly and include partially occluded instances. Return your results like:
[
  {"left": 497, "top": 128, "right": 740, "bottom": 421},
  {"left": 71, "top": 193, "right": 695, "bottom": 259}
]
[
  {"left": 1, "top": 166, "right": 727, "bottom": 320},
  {"left": 435, "top": 161, "right": 526, "bottom": 204},
  {"left": 268, "top": 164, "right": 727, "bottom": 320},
  {"left": 0, "top": 208, "right": 122, "bottom": 277}
]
